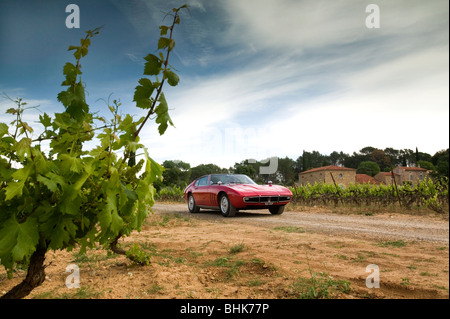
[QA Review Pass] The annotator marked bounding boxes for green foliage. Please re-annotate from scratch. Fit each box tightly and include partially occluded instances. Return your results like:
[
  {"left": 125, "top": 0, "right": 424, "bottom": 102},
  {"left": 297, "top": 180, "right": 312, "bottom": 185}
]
[
  {"left": 357, "top": 161, "right": 380, "bottom": 177},
  {"left": 190, "top": 163, "right": 228, "bottom": 181},
  {"left": 126, "top": 244, "right": 151, "bottom": 266},
  {"left": 0, "top": 6, "right": 187, "bottom": 281},
  {"left": 290, "top": 178, "right": 449, "bottom": 213},
  {"left": 291, "top": 269, "right": 352, "bottom": 299},
  {"left": 155, "top": 186, "right": 184, "bottom": 202}
]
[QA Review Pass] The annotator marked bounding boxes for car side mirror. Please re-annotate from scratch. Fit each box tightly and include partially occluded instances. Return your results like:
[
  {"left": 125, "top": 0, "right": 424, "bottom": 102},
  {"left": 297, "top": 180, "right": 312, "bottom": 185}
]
[
  {"left": 217, "top": 181, "right": 222, "bottom": 185},
  {"left": 268, "top": 181, "right": 272, "bottom": 186}
]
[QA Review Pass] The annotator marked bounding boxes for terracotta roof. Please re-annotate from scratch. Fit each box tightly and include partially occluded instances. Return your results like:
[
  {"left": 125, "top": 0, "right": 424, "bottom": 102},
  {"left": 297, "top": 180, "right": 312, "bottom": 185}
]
[
  {"left": 396, "top": 166, "right": 428, "bottom": 171},
  {"left": 356, "top": 174, "right": 382, "bottom": 184},
  {"left": 300, "top": 165, "right": 356, "bottom": 175}
]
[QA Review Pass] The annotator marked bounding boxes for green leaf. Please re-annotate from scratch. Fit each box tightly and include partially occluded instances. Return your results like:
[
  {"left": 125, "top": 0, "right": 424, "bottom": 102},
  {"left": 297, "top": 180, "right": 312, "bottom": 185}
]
[
  {"left": 59, "top": 170, "right": 90, "bottom": 215},
  {"left": 133, "top": 78, "right": 155, "bottom": 109},
  {"left": 4, "top": 165, "right": 32, "bottom": 201},
  {"left": 158, "top": 37, "right": 175, "bottom": 50},
  {"left": 57, "top": 90, "right": 72, "bottom": 107},
  {"left": 143, "top": 149, "right": 164, "bottom": 185},
  {"left": 6, "top": 108, "right": 17, "bottom": 115},
  {"left": 99, "top": 195, "right": 114, "bottom": 230},
  {"left": 39, "top": 113, "right": 52, "bottom": 128},
  {"left": 164, "top": 69, "right": 179, "bottom": 87},
  {"left": 45, "top": 172, "right": 67, "bottom": 188},
  {"left": 143, "top": 54, "right": 162, "bottom": 76},
  {"left": 0, "top": 218, "right": 18, "bottom": 256},
  {"left": 48, "top": 216, "right": 78, "bottom": 249},
  {"left": 159, "top": 25, "right": 169, "bottom": 36},
  {"left": 60, "top": 154, "right": 83, "bottom": 173},
  {"left": 16, "top": 137, "right": 31, "bottom": 161},
  {"left": 37, "top": 174, "right": 58, "bottom": 192},
  {"left": 154, "top": 93, "right": 174, "bottom": 135},
  {"left": 0, "top": 123, "right": 8, "bottom": 138},
  {"left": 110, "top": 210, "right": 124, "bottom": 234},
  {"left": 61, "top": 62, "right": 81, "bottom": 86},
  {"left": 0, "top": 216, "right": 39, "bottom": 263},
  {"left": 11, "top": 217, "right": 39, "bottom": 261}
]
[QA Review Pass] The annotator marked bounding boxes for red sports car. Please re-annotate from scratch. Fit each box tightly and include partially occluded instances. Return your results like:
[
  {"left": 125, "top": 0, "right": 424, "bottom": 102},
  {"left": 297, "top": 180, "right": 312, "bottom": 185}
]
[{"left": 183, "top": 174, "right": 293, "bottom": 217}]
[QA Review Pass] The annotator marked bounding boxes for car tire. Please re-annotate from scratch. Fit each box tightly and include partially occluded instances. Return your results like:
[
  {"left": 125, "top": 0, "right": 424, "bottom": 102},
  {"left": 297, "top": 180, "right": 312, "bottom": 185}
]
[
  {"left": 269, "top": 205, "right": 285, "bottom": 215},
  {"left": 219, "top": 194, "right": 237, "bottom": 217},
  {"left": 188, "top": 194, "right": 200, "bottom": 213}
]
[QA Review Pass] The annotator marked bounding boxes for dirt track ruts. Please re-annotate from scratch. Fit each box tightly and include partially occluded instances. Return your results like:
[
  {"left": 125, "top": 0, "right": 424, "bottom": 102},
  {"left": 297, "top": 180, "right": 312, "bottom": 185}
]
[{"left": 153, "top": 203, "right": 449, "bottom": 244}]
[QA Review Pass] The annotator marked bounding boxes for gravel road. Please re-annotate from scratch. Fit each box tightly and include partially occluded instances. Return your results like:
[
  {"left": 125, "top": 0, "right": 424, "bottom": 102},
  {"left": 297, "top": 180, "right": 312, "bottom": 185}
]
[{"left": 153, "top": 203, "right": 449, "bottom": 244}]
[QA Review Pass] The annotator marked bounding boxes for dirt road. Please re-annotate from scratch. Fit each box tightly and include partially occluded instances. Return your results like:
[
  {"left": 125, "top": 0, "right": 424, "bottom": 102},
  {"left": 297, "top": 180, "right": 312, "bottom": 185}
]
[{"left": 153, "top": 203, "right": 449, "bottom": 244}]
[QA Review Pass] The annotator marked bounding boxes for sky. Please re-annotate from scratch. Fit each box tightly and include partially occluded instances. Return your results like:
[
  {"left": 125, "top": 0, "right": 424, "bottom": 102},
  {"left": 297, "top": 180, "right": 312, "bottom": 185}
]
[{"left": 0, "top": 0, "right": 448, "bottom": 169}]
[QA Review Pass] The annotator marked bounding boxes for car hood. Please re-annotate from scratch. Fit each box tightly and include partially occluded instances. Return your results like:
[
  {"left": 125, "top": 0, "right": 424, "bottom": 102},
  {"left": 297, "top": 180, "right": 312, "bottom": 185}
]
[{"left": 227, "top": 184, "right": 292, "bottom": 196}]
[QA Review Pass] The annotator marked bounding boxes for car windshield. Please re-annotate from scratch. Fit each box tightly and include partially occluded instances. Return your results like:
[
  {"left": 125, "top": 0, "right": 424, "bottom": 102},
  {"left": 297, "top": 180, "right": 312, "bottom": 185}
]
[{"left": 210, "top": 174, "right": 256, "bottom": 185}]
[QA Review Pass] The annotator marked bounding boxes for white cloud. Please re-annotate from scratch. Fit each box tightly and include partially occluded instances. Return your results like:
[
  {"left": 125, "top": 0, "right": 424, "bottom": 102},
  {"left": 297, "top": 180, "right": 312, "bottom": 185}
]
[{"left": 23, "top": 0, "right": 444, "bottom": 169}]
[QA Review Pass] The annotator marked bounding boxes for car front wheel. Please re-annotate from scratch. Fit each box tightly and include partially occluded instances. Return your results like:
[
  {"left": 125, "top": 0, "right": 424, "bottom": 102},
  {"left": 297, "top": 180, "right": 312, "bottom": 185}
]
[
  {"left": 269, "top": 205, "right": 285, "bottom": 215},
  {"left": 188, "top": 194, "right": 200, "bottom": 213},
  {"left": 219, "top": 194, "right": 237, "bottom": 217}
]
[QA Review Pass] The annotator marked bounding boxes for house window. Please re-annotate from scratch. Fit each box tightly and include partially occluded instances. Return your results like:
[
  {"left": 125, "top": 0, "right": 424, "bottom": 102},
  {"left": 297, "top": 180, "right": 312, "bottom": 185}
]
[
  {"left": 419, "top": 174, "right": 424, "bottom": 181},
  {"left": 409, "top": 174, "right": 413, "bottom": 181},
  {"left": 338, "top": 174, "right": 343, "bottom": 178}
]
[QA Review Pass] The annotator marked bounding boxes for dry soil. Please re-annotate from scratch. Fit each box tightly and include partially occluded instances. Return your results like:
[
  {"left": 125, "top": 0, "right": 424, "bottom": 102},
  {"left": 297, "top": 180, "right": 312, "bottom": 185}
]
[{"left": 0, "top": 202, "right": 448, "bottom": 299}]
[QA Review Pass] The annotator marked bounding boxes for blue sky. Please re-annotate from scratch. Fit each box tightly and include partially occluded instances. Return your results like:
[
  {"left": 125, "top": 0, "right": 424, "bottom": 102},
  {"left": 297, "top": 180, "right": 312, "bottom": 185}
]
[{"left": 0, "top": 0, "right": 448, "bottom": 168}]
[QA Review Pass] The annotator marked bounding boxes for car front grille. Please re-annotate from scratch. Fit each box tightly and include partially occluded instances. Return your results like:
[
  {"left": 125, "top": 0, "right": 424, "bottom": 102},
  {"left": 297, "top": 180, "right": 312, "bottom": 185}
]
[{"left": 243, "top": 195, "right": 291, "bottom": 204}]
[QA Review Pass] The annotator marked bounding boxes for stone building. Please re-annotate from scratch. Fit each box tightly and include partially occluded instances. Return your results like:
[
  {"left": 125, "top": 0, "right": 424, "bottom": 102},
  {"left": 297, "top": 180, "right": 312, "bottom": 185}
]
[
  {"left": 298, "top": 165, "right": 430, "bottom": 187},
  {"left": 298, "top": 165, "right": 356, "bottom": 187},
  {"left": 374, "top": 171, "right": 401, "bottom": 185},
  {"left": 392, "top": 166, "right": 429, "bottom": 185}
]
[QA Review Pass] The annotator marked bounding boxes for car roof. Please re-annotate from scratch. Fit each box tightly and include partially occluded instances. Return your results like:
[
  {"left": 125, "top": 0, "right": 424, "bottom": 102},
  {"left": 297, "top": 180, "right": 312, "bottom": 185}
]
[{"left": 194, "top": 173, "right": 249, "bottom": 180}]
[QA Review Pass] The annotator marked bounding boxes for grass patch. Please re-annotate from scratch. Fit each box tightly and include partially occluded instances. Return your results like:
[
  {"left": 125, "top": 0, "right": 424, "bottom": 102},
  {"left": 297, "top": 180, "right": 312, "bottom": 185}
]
[
  {"left": 273, "top": 226, "right": 305, "bottom": 234},
  {"left": 291, "top": 270, "right": 352, "bottom": 299},
  {"left": 229, "top": 242, "right": 246, "bottom": 254},
  {"left": 146, "top": 284, "right": 165, "bottom": 295},
  {"left": 58, "top": 286, "right": 103, "bottom": 299},
  {"left": 376, "top": 240, "right": 407, "bottom": 248}
]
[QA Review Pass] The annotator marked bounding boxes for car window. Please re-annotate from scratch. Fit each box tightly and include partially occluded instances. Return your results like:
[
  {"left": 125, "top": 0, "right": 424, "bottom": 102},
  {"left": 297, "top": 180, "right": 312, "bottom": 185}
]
[
  {"left": 195, "top": 176, "right": 209, "bottom": 187},
  {"left": 210, "top": 174, "right": 256, "bottom": 185}
]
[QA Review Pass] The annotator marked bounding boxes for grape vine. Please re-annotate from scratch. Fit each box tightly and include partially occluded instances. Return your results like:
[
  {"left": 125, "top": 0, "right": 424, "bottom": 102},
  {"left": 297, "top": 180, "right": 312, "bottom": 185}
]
[
  {"left": 0, "top": 5, "right": 188, "bottom": 299},
  {"left": 290, "top": 178, "right": 449, "bottom": 213}
]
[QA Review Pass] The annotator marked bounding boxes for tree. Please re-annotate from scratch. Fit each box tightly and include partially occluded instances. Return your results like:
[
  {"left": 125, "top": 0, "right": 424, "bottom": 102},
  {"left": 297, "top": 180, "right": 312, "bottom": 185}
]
[
  {"left": 357, "top": 161, "right": 380, "bottom": 177},
  {"left": 384, "top": 147, "right": 402, "bottom": 167},
  {"left": 190, "top": 164, "right": 227, "bottom": 181},
  {"left": 360, "top": 146, "right": 377, "bottom": 156},
  {"left": 431, "top": 149, "right": 449, "bottom": 178},
  {"left": 329, "top": 151, "right": 348, "bottom": 167},
  {"left": 276, "top": 157, "right": 296, "bottom": 185},
  {"left": 399, "top": 149, "right": 415, "bottom": 167},
  {"left": 344, "top": 152, "right": 366, "bottom": 169},
  {"left": 298, "top": 150, "right": 330, "bottom": 171},
  {"left": 417, "top": 160, "right": 435, "bottom": 171},
  {"left": 368, "top": 149, "right": 391, "bottom": 172},
  {"left": 233, "top": 161, "right": 257, "bottom": 179},
  {"left": 156, "top": 160, "right": 191, "bottom": 190},
  {"left": 0, "top": 6, "right": 188, "bottom": 299}
]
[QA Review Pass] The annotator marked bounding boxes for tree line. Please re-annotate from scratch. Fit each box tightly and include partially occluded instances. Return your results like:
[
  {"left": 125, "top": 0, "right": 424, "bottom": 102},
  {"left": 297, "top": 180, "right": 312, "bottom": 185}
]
[{"left": 154, "top": 147, "right": 449, "bottom": 189}]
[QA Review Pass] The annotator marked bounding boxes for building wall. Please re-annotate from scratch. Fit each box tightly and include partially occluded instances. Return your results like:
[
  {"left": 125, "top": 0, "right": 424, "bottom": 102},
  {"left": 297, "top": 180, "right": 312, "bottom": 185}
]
[
  {"left": 299, "top": 169, "right": 356, "bottom": 187},
  {"left": 392, "top": 167, "right": 428, "bottom": 185},
  {"left": 374, "top": 172, "right": 401, "bottom": 185}
]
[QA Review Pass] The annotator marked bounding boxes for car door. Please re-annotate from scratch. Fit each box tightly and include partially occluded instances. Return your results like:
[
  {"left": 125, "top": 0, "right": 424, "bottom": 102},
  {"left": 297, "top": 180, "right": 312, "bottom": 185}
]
[{"left": 192, "top": 175, "right": 209, "bottom": 206}]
